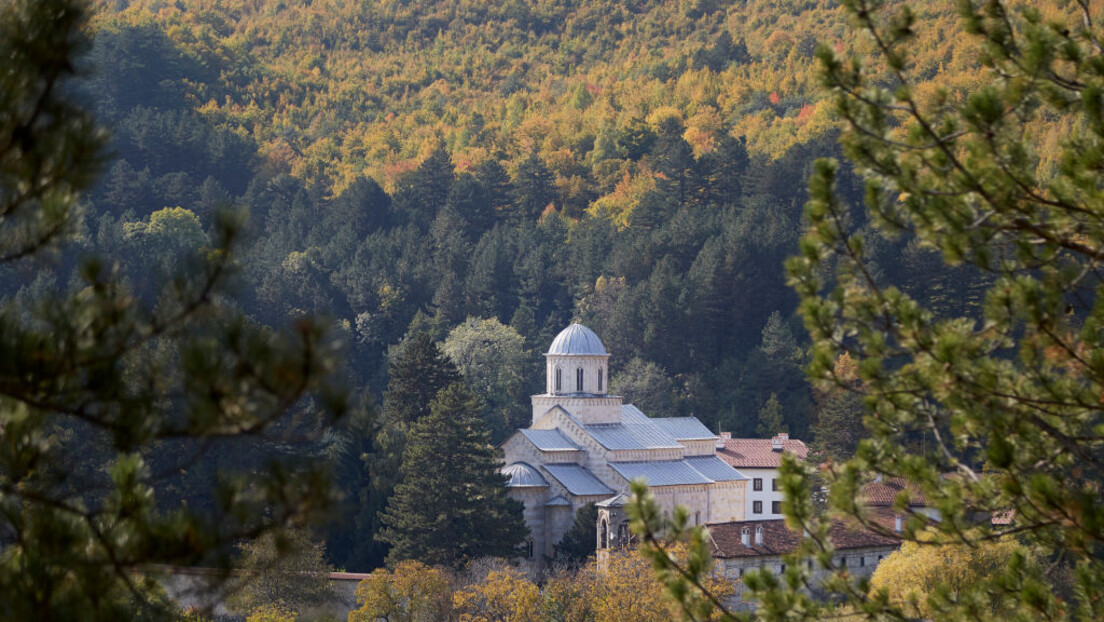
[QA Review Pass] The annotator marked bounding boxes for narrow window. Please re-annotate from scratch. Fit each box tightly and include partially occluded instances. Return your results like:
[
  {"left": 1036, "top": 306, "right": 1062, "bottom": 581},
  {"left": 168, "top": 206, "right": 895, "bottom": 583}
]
[
  {"left": 600, "top": 519, "right": 608, "bottom": 549},
  {"left": 772, "top": 478, "right": 779, "bottom": 492},
  {"left": 840, "top": 556, "right": 847, "bottom": 568},
  {"left": 555, "top": 367, "right": 562, "bottom": 392},
  {"left": 695, "top": 511, "right": 701, "bottom": 526},
  {"left": 753, "top": 501, "right": 762, "bottom": 514},
  {"left": 526, "top": 539, "right": 534, "bottom": 558},
  {"left": 576, "top": 368, "right": 584, "bottom": 392},
  {"left": 753, "top": 478, "right": 763, "bottom": 491},
  {"left": 598, "top": 368, "right": 603, "bottom": 392},
  {"left": 780, "top": 564, "right": 786, "bottom": 573},
  {"left": 860, "top": 556, "right": 866, "bottom": 567},
  {"left": 772, "top": 501, "right": 781, "bottom": 514}
]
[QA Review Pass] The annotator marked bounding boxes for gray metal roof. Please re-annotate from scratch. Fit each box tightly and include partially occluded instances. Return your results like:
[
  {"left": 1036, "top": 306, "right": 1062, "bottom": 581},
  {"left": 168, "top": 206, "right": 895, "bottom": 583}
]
[
  {"left": 544, "top": 495, "right": 572, "bottom": 506},
  {"left": 609, "top": 460, "right": 714, "bottom": 486},
  {"left": 520, "top": 429, "right": 582, "bottom": 452},
  {"left": 651, "top": 417, "right": 717, "bottom": 441},
  {"left": 546, "top": 323, "right": 608, "bottom": 356},
  {"left": 684, "top": 456, "right": 747, "bottom": 481},
  {"left": 501, "top": 462, "right": 549, "bottom": 487},
  {"left": 583, "top": 407, "right": 684, "bottom": 450},
  {"left": 542, "top": 464, "right": 615, "bottom": 496}
]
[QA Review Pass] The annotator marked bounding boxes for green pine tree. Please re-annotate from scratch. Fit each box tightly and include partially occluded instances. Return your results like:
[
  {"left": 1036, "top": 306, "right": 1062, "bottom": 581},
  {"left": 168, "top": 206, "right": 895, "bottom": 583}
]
[
  {"left": 380, "top": 332, "right": 461, "bottom": 429},
  {"left": 809, "top": 389, "right": 864, "bottom": 463},
  {"left": 378, "top": 383, "right": 527, "bottom": 567},
  {"left": 755, "top": 393, "right": 785, "bottom": 437},
  {"left": 554, "top": 503, "right": 599, "bottom": 566},
  {"left": 0, "top": 1, "right": 344, "bottom": 618}
]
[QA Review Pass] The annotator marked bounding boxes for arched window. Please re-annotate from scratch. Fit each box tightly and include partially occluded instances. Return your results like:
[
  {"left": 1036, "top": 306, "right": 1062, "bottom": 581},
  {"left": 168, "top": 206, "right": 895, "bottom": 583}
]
[
  {"left": 576, "top": 368, "right": 584, "bottom": 392},
  {"left": 555, "top": 367, "right": 562, "bottom": 393},
  {"left": 526, "top": 539, "right": 534, "bottom": 558},
  {"left": 599, "top": 519, "right": 608, "bottom": 549},
  {"left": 695, "top": 510, "right": 701, "bottom": 526},
  {"left": 598, "top": 368, "right": 603, "bottom": 392}
]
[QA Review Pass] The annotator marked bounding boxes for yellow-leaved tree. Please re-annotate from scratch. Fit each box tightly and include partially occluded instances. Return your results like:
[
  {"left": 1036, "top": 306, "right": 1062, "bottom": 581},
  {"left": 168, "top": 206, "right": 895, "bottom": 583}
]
[
  {"left": 348, "top": 560, "right": 451, "bottom": 622},
  {"left": 869, "top": 532, "right": 1027, "bottom": 619},
  {"left": 452, "top": 567, "right": 542, "bottom": 622}
]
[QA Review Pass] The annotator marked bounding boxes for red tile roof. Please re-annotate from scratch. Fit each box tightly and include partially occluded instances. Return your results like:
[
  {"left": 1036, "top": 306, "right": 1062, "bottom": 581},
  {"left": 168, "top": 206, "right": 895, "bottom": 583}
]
[
  {"left": 860, "top": 477, "right": 929, "bottom": 507},
  {"left": 707, "top": 518, "right": 899, "bottom": 559},
  {"left": 716, "top": 438, "right": 808, "bottom": 469}
]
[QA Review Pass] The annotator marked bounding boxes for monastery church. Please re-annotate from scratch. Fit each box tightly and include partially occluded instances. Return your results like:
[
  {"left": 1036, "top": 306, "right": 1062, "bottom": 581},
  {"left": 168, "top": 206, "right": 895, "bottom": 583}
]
[{"left": 501, "top": 323, "right": 748, "bottom": 560}]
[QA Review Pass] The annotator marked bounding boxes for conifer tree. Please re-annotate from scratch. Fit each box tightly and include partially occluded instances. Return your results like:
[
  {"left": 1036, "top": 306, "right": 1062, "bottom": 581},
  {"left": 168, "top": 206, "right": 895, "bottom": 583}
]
[
  {"left": 512, "top": 151, "right": 556, "bottom": 222},
  {"left": 0, "top": 1, "right": 344, "bottom": 618},
  {"left": 380, "top": 333, "right": 461, "bottom": 429},
  {"left": 633, "top": 1, "right": 1104, "bottom": 619},
  {"left": 755, "top": 393, "right": 785, "bottom": 438},
  {"left": 377, "top": 383, "right": 527, "bottom": 567},
  {"left": 554, "top": 503, "right": 599, "bottom": 566}
]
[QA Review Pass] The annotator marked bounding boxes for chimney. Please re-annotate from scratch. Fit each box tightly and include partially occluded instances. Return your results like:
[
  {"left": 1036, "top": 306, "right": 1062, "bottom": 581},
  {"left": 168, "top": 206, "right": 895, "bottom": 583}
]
[
  {"left": 894, "top": 515, "right": 903, "bottom": 533},
  {"left": 771, "top": 432, "right": 788, "bottom": 451},
  {"left": 754, "top": 525, "right": 764, "bottom": 546},
  {"left": 740, "top": 527, "right": 749, "bottom": 547},
  {"left": 716, "top": 431, "right": 731, "bottom": 449}
]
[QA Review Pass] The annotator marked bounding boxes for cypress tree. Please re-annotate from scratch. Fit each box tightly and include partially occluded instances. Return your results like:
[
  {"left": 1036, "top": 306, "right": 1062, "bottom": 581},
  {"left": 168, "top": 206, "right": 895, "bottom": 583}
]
[{"left": 378, "top": 383, "right": 527, "bottom": 567}]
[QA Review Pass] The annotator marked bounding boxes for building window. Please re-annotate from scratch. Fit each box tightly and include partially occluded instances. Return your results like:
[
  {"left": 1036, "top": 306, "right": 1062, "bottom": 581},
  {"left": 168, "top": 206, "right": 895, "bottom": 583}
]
[
  {"left": 780, "top": 564, "right": 786, "bottom": 573},
  {"left": 695, "top": 511, "right": 701, "bottom": 526},
  {"left": 576, "top": 368, "right": 584, "bottom": 392},
  {"left": 600, "top": 519, "right": 608, "bottom": 549},
  {"left": 771, "top": 501, "right": 781, "bottom": 514},
  {"left": 526, "top": 539, "right": 534, "bottom": 558},
  {"left": 840, "top": 556, "right": 847, "bottom": 568},
  {"left": 598, "top": 368, "right": 603, "bottom": 392},
  {"left": 860, "top": 556, "right": 866, "bottom": 567},
  {"left": 555, "top": 367, "right": 562, "bottom": 392},
  {"left": 753, "top": 478, "right": 763, "bottom": 491},
  {"left": 753, "top": 501, "right": 762, "bottom": 514},
  {"left": 772, "top": 478, "right": 778, "bottom": 492}
]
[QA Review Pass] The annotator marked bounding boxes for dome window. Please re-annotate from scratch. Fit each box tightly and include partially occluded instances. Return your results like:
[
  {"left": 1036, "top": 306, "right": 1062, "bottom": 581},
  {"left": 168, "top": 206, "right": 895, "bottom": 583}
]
[
  {"left": 598, "top": 368, "right": 603, "bottom": 392},
  {"left": 555, "top": 367, "right": 562, "bottom": 393},
  {"left": 576, "top": 368, "right": 584, "bottom": 392}
]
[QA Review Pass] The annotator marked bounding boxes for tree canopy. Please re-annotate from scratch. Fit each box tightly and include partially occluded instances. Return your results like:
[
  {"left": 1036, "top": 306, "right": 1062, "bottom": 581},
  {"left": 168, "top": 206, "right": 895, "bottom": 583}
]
[
  {"left": 377, "top": 383, "right": 527, "bottom": 567},
  {"left": 632, "top": 0, "right": 1104, "bottom": 619},
  {"left": 0, "top": 0, "right": 345, "bottom": 619}
]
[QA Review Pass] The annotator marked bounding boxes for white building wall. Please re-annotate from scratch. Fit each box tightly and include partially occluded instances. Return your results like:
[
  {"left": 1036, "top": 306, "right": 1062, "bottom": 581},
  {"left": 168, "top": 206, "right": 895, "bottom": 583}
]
[{"left": 741, "top": 467, "right": 785, "bottom": 520}]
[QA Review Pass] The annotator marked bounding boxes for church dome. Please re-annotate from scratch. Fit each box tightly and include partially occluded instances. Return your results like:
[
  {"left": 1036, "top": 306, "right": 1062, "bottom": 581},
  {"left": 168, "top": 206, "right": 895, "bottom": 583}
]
[
  {"left": 547, "top": 323, "right": 608, "bottom": 356},
  {"left": 501, "top": 462, "right": 548, "bottom": 487}
]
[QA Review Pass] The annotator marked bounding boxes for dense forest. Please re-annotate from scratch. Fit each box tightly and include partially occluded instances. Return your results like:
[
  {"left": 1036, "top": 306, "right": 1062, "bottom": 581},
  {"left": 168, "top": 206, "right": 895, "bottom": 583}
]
[{"left": 4, "top": 0, "right": 1040, "bottom": 573}]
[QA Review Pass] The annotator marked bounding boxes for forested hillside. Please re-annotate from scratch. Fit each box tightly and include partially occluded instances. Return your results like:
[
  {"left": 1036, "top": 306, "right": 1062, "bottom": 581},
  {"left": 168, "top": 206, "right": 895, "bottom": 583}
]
[{"left": 6, "top": 0, "right": 1060, "bottom": 572}]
